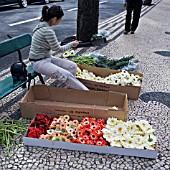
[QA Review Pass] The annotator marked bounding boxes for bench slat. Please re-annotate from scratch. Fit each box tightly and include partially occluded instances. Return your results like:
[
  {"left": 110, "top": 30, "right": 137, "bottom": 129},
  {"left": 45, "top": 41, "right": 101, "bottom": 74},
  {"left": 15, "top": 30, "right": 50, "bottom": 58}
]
[
  {"left": 0, "top": 76, "right": 27, "bottom": 99},
  {"left": 0, "top": 34, "right": 32, "bottom": 58}
]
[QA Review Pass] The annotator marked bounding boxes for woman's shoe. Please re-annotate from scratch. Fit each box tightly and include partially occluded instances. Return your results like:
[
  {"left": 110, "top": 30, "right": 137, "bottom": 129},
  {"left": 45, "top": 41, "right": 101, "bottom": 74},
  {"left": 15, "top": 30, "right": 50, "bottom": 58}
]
[
  {"left": 124, "top": 31, "right": 129, "bottom": 35},
  {"left": 130, "top": 31, "right": 135, "bottom": 34}
]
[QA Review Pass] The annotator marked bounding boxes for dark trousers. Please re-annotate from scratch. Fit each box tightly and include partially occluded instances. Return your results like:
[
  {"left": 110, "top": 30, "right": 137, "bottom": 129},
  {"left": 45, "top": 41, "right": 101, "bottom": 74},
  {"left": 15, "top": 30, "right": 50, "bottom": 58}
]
[{"left": 125, "top": 2, "right": 142, "bottom": 32}]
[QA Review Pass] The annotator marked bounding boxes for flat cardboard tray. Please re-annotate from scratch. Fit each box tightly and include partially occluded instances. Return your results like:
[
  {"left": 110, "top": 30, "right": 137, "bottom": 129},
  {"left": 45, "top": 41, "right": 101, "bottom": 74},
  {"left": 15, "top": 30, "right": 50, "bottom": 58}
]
[{"left": 23, "top": 134, "right": 158, "bottom": 159}]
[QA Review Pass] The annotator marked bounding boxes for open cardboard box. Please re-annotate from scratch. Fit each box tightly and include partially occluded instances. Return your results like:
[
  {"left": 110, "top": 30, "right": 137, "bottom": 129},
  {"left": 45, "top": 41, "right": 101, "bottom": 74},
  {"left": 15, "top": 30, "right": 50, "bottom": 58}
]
[
  {"left": 23, "top": 114, "right": 158, "bottom": 159},
  {"left": 77, "top": 64, "right": 143, "bottom": 100},
  {"left": 20, "top": 85, "right": 128, "bottom": 120}
]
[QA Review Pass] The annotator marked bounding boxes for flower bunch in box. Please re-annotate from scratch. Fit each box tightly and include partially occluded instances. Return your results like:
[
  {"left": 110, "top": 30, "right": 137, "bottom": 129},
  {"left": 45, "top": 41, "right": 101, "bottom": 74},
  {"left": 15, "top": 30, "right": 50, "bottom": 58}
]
[
  {"left": 73, "top": 117, "right": 108, "bottom": 146},
  {"left": 76, "top": 69, "right": 142, "bottom": 86},
  {"left": 102, "top": 118, "right": 157, "bottom": 150},
  {"left": 39, "top": 115, "right": 79, "bottom": 142},
  {"left": 27, "top": 114, "right": 52, "bottom": 138}
]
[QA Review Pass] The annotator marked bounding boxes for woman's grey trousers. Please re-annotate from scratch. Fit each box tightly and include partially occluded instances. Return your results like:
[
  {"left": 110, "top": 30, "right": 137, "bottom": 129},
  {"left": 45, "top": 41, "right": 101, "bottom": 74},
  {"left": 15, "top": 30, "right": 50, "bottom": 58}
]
[{"left": 31, "top": 56, "right": 88, "bottom": 90}]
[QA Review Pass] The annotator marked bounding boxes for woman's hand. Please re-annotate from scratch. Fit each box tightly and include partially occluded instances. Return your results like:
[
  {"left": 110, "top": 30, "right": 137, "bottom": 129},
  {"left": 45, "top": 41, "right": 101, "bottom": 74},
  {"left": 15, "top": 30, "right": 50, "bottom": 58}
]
[{"left": 72, "top": 40, "right": 79, "bottom": 48}]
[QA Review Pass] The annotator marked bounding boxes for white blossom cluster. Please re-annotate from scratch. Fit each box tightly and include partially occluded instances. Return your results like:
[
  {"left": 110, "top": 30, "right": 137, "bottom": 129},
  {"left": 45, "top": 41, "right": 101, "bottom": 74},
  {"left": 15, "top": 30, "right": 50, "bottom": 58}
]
[
  {"left": 102, "top": 118, "right": 157, "bottom": 150},
  {"left": 76, "top": 68, "right": 142, "bottom": 86}
]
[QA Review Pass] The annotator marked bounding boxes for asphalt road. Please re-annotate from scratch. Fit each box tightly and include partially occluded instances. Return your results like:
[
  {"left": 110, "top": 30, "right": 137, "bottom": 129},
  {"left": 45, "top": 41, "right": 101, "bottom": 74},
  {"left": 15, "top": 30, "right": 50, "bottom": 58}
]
[{"left": 0, "top": 0, "right": 124, "bottom": 71}]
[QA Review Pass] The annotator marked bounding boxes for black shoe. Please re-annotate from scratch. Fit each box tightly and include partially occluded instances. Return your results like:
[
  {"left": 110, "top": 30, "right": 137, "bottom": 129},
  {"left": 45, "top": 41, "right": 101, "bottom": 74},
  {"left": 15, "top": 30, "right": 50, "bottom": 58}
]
[
  {"left": 124, "top": 31, "right": 129, "bottom": 35},
  {"left": 130, "top": 31, "right": 135, "bottom": 34}
]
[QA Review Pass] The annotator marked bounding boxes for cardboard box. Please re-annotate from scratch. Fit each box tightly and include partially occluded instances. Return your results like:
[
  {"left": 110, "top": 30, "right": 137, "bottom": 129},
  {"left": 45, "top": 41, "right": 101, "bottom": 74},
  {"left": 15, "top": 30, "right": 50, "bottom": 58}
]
[
  {"left": 23, "top": 120, "right": 158, "bottom": 159},
  {"left": 77, "top": 64, "right": 143, "bottom": 100},
  {"left": 20, "top": 85, "right": 128, "bottom": 120}
]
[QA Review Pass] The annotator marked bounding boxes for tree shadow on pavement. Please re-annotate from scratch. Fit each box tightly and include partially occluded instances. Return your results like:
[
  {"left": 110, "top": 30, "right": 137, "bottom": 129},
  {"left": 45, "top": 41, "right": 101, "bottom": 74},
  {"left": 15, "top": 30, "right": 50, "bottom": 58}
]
[
  {"left": 139, "top": 92, "right": 170, "bottom": 108},
  {"left": 154, "top": 51, "right": 170, "bottom": 57}
]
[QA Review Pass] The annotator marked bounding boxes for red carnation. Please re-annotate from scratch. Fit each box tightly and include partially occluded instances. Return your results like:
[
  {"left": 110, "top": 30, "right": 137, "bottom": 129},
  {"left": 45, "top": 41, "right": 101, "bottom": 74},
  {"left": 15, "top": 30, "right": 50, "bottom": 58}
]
[{"left": 27, "top": 131, "right": 38, "bottom": 138}]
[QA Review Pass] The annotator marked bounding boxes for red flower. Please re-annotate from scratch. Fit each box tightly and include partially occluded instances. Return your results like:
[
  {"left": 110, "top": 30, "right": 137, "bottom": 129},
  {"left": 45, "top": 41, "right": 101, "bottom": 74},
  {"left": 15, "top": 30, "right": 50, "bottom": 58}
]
[
  {"left": 77, "top": 137, "right": 86, "bottom": 144},
  {"left": 82, "top": 116, "right": 90, "bottom": 122},
  {"left": 86, "top": 140, "right": 94, "bottom": 145},
  {"left": 27, "top": 131, "right": 38, "bottom": 138},
  {"left": 36, "top": 114, "right": 46, "bottom": 120},
  {"left": 89, "top": 120, "right": 96, "bottom": 126},
  {"left": 97, "top": 118, "right": 105, "bottom": 124},
  {"left": 82, "top": 120, "right": 90, "bottom": 127},
  {"left": 90, "top": 124, "right": 99, "bottom": 131},
  {"left": 77, "top": 129, "right": 84, "bottom": 136},
  {"left": 96, "top": 140, "right": 104, "bottom": 146},
  {"left": 96, "top": 129, "right": 103, "bottom": 137},
  {"left": 82, "top": 135, "right": 89, "bottom": 141},
  {"left": 90, "top": 132, "right": 98, "bottom": 141}
]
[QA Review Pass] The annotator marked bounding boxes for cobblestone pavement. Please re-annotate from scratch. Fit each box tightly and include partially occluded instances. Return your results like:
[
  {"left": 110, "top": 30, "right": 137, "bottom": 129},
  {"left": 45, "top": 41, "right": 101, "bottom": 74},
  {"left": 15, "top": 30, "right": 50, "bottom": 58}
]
[{"left": 0, "top": 0, "right": 170, "bottom": 169}]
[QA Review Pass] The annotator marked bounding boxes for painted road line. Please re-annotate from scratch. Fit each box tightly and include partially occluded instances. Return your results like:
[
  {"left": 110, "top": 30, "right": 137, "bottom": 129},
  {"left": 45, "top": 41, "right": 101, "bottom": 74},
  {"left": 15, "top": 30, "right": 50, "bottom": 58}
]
[
  {"left": 9, "top": 17, "right": 40, "bottom": 26},
  {"left": 99, "top": 1, "right": 107, "bottom": 4},
  {"left": 67, "top": 8, "right": 78, "bottom": 12}
]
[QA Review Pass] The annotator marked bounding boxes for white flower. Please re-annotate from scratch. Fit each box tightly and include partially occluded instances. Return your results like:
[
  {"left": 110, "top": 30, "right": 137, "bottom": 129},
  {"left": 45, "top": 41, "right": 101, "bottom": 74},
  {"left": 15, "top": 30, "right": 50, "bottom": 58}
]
[
  {"left": 126, "top": 121, "right": 137, "bottom": 134},
  {"left": 102, "top": 128, "right": 111, "bottom": 134},
  {"left": 133, "top": 135, "right": 144, "bottom": 145},
  {"left": 121, "top": 135, "right": 135, "bottom": 148},
  {"left": 112, "top": 106, "right": 118, "bottom": 110},
  {"left": 106, "top": 117, "right": 120, "bottom": 126},
  {"left": 76, "top": 67, "right": 82, "bottom": 75},
  {"left": 47, "top": 129, "right": 55, "bottom": 135},
  {"left": 110, "top": 140, "right": 122, "bottom": 147},
  {"left": 114, "top": 123, "right": 128, "bottom": 135},
  {"left": 103, "top": 133, "right": 113, "bottom": 142}
]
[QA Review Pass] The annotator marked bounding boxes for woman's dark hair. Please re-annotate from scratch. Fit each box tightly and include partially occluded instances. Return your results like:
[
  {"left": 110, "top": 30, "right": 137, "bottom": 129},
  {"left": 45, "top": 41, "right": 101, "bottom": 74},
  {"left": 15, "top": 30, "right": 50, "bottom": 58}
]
[{"left": 40, "top": 5, "right": 64, "bottom": 22}]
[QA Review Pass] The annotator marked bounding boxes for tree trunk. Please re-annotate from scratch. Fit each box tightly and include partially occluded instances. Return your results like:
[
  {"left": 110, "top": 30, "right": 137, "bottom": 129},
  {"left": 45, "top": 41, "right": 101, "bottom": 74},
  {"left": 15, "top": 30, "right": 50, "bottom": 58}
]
[{"left": 77, "top": 0, "right": 99, "bottom": 42}]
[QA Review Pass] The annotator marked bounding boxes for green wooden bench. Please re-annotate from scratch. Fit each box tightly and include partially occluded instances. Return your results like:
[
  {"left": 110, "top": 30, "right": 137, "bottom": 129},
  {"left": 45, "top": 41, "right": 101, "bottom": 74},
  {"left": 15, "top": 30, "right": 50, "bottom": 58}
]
[{"left": 0, "top": 33, "right": 45, "bottom": 100}]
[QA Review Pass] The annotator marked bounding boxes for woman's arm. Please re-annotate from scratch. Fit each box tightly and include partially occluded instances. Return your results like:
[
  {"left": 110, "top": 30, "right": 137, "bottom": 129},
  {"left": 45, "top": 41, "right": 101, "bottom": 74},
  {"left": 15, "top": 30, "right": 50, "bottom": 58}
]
[{"left": 45, "top": 29, "right": 74, "bottom": 53}]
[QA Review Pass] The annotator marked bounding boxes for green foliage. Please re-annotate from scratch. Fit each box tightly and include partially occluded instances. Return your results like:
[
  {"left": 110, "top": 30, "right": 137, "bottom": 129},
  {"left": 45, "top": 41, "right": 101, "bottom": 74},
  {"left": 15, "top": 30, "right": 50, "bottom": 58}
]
[
  {"left": 0, "top": 119, "right": 30, "bottom": 157},
  {"left": 71, "top": 56, "right": 96, "bottom": 66}
]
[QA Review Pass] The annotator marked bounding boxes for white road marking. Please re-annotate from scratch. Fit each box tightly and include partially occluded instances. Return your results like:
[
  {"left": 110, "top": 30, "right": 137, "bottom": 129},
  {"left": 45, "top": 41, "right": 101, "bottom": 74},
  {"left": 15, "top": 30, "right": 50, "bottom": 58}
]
[
  {"left": 67, "top": 8, "right": 77, "bottom": 12},
  {"left": 9, "top": 1, "right": 108, "bottom": 27},
  {"left": 99, "top": 1, "right": 107, "bottom": 4},
  {"left": 9, "top": 17, "right": 40, "bottom": 26}
]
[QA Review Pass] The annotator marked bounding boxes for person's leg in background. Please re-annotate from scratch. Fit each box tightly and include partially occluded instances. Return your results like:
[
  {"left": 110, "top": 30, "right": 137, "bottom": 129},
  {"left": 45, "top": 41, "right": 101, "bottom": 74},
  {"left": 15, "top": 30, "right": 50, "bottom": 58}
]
[
  {"left": 32, "top": 58, "right": 88, "bottom": 90},
  {"left": 131, "top": 2, "right": 142, "bottom": 33},
  {"left": 124, "top": 4, "right": 133, "bottom": 34}
]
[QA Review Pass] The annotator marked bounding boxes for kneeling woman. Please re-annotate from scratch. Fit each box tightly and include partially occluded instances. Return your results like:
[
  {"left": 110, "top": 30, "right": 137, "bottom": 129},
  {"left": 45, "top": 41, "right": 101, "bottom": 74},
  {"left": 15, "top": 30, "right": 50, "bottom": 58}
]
[{"left": 29, "top": 5, "right": 88, "bottom": 90}]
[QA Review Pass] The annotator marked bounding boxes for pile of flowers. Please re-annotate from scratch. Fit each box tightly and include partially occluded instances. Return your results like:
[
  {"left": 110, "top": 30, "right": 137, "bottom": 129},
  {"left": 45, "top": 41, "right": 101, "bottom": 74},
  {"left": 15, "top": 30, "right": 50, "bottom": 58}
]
[
  {"left": 76, "top": 68, "right": 142, "bottom": 86},
  {"left": 102, "top": 118, "right": 156, "bottom": 150},
  {"left": 73, "top": 117, "right": 108, "bottom": 146},
  {"left": 63, "top": 50, "right": 76, "bottom": 58},
  {"left": 27, "top": 114, "right": 52, "bottom": 138},
  {"left": 27, "top": 114, "right": 157, "bottom": 150},
  {"left": 39, "top": 115, "right": 79, "bottom": 142}
]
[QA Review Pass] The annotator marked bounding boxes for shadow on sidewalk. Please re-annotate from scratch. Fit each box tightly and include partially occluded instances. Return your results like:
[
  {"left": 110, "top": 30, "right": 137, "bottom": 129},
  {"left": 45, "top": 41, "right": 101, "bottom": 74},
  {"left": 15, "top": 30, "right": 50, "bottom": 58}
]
[{"left": 140, "top": 92, "right": 170, "bottom": 108}]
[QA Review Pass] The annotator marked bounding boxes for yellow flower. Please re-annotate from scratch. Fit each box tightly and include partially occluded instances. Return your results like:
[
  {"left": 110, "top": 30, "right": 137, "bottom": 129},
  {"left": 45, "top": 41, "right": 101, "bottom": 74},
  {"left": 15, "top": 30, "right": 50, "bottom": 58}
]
[
  {"left": 63, "top": 51, "right": 70, "bottom": 58},
  {"left": 69, "top": 50, "right": 76, "bottom": 56}
]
